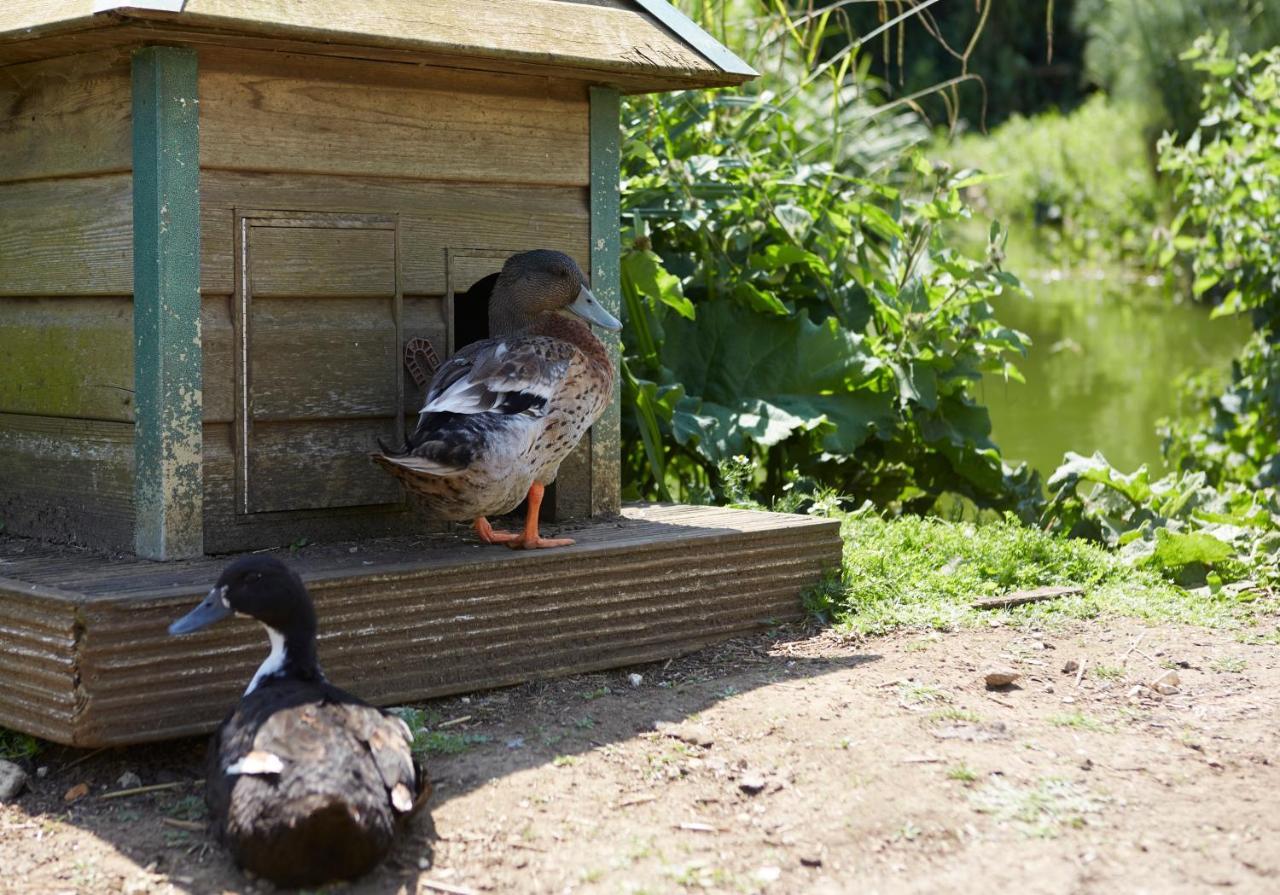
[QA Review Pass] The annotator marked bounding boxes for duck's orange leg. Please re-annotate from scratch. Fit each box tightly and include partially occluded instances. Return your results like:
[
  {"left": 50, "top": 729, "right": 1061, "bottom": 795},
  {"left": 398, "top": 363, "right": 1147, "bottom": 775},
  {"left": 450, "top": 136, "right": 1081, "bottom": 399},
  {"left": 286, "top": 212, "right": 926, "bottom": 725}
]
[
  {"left": 506, "top": 482, "right": 575, "bottom": 550},
  {"left": 473, "top": 516, "right": 520, "bottom": 545}
]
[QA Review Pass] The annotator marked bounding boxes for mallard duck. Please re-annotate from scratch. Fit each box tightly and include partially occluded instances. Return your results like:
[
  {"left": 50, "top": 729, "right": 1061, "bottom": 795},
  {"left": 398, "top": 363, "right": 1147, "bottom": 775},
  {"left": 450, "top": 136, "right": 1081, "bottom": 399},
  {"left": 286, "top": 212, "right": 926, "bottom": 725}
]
[
  {"left": 374, "top": 249, "right": 621, "bottom": 549},
  {"left": 168, "top": 556, "right": 430, "bottom": 888}
]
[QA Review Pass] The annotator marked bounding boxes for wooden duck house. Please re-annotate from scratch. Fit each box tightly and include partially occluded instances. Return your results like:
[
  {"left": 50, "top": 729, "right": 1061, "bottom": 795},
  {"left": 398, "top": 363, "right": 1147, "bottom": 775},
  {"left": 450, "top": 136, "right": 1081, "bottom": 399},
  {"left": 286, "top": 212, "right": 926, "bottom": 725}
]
[{"left": 0, "top": 1, "right": 842, "bottom": 745}]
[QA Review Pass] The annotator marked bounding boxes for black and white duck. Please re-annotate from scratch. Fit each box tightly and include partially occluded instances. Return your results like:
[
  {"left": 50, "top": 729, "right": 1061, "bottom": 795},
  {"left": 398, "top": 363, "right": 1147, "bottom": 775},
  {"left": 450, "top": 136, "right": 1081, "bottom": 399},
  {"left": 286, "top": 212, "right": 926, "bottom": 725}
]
[
  {"left": 168, "top": 555, "right": 430, "bottom": 888},
  {"left": 373, "top": 249, "right": 622, "bottom": 549}
]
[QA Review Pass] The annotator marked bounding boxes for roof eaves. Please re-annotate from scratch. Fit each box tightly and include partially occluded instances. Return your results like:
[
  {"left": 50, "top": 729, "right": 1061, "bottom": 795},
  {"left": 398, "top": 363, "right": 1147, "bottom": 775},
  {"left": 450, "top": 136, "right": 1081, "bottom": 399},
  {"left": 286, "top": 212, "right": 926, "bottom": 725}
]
[
  {"left": 91, "top": 1, "right": 186, "bottom": 12},
  {"left": 632, "top": 0, "right": 756, "bottom": 78}
]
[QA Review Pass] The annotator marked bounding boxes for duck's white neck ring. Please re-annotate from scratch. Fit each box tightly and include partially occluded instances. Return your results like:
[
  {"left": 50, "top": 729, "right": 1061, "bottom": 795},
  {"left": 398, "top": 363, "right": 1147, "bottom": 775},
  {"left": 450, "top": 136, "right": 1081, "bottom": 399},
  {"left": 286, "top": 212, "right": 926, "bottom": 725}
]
[{"left": 244, "top": 625, "right": 286, "bottom": 696}]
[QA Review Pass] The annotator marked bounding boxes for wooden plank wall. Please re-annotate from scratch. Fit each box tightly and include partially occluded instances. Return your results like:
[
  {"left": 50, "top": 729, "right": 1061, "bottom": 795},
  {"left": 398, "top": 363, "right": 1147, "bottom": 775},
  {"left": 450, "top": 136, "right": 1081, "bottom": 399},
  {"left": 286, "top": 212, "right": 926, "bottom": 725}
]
[
  {"left": 196, "top": 49, "right": 594, "bottom": 552},
  {"left": 0, "top": 48, "right": 135, "bottom": 551}
]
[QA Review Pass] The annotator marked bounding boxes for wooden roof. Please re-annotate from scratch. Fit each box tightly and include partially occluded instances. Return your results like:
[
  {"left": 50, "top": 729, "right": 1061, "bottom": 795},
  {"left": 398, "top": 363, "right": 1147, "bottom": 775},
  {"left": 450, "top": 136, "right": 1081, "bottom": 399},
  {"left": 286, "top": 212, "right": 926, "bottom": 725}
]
[{"left": 0, "top": 0, "right": 757, "bottom": 91}]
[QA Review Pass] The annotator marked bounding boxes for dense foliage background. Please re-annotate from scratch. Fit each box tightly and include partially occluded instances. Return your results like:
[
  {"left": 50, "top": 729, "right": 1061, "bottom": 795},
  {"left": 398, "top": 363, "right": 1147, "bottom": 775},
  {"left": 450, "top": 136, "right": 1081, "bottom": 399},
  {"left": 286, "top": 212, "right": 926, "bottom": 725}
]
[{"left": 618, "top": 1, "right": 1279, "bottom": 592}]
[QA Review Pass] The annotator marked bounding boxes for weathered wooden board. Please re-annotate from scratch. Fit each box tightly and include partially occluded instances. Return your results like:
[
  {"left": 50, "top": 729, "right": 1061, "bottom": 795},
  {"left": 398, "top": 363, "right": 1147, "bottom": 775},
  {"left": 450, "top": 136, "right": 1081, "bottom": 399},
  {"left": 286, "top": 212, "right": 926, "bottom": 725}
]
[
  {"left": 200, "top": 171, "right": 590, "bottom": 296},
  {"left": 0, "top": 175, "right": 133, "bottom": 296},
  {"left": 0, "top": 413, "right": 133, "bottom": 550},
  {"left": 202, "top": 293, "right": 444, "bottom": 424},
  {"left": 246, "top": 419, "right": 404, "bottom": 514},
  {"left": 198, "top": 48, "right": 589, "bottom": 184},
  {"left": 201, "top": 421, "right": 414, "bottom": 554},
  {"left": 248, "top": 298, "right": 399, "bottom": 421},
  {"left": 0, "top": 296, "right": 134, "bottom": 421},
  {"left": 248, "top": 227, "right": 397, "bottom": 297},
  {"left": 0, "top": 504, "right": 841, "bottom": 745},
  {"left": 0, "top": 5, "right": 753, "bottom": 92},
  {"left": 137, "top": 0, "right": 717, "bottom": 79},
  {"left": 0, "top": 48, "right": 131, "bottom": 182}
]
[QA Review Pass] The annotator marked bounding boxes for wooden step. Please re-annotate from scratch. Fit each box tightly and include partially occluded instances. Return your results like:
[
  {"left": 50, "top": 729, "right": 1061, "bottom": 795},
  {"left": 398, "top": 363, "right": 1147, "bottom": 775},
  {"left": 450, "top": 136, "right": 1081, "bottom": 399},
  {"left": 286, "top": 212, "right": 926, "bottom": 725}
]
[{"left": 0, "top": 504, "right": 841, "bottom": 746}]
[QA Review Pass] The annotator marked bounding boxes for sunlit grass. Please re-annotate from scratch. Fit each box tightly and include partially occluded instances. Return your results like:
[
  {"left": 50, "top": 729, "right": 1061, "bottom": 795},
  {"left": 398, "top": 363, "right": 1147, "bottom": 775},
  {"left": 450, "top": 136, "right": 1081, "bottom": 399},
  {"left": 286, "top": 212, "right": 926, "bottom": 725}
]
[{"left": 807, "top": 512, "right": 1274, "bottom": 636}]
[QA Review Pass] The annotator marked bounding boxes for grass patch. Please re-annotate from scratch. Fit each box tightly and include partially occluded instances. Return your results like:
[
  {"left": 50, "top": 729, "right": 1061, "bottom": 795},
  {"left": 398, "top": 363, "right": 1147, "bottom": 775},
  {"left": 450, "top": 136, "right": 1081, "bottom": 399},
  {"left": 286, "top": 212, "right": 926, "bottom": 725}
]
[
  {"left": 1210, "top": 657, "right": 1247, "bottom": 674},
  {"left": 1048, "top": 712, "right": 1113, "bottom": 733},
  {"left": 898, "top": 683, "right": 950, "bottom": 705},
  {"left": 946, "top": 764, "right": 979, "bottom": 783},
  {"left": 1091, "top": 665, "right": 1126, "bottom": 681},
  {"left": 970, "top": 777, "right": 1106, "bottom": 837},
  {"left": 929, "top": 708, "right": 981, "bottom": 724},
  {"left": 0, "top": 727, "right": 40, "bottom": 761},
  {"left": 807, "top": 512, "right": 1271, "bottom": 636}
]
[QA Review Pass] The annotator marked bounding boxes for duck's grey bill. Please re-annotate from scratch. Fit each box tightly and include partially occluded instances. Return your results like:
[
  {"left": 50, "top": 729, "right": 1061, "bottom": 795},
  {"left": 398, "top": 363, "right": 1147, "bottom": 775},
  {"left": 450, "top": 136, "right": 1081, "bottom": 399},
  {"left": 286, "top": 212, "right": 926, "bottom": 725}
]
[
  {"left": 568, "top": 285, "right": 622, "bottom": 331},
  {"left": 169, "top": 586, "right": 232, "bottom": 635}
]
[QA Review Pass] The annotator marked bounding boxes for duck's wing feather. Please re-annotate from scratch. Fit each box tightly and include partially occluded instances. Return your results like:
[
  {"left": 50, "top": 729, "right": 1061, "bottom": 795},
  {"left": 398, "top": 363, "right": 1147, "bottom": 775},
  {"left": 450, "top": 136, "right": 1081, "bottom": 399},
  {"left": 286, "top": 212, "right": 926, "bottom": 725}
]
[
  {"left": 386, "top": 337, "right": 574, "bottom": 474},
  {"left": 419, "top": 337, "right": 572, "bottom": 419}
]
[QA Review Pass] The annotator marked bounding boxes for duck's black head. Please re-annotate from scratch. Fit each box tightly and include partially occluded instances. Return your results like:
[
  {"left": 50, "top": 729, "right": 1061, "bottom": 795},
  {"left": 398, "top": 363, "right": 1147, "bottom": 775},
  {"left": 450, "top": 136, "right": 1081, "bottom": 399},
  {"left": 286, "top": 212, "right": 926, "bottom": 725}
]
[
  {"left": 169, "top": 556, "right": 322, "bottom": 692},
  {"left": 488, "top": 249, "right": 622, "bottom": 336}
]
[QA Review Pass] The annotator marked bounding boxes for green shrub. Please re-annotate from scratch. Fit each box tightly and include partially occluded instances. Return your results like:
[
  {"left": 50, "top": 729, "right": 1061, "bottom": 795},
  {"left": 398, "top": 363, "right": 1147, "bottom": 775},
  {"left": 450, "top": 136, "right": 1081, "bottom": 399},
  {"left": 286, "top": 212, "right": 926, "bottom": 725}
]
[
  {"left": 1156, "top": 37, "right": 1280, "bottom": 487},
  {"left": 945, "top": 95, "right": 1161, "bottom": 263},
  {"left": 621, "top": 100, "right": 1037, "bottom": 512},
  {"left": 1074, "top": 0, "right": 1280, "bottom": 139}
]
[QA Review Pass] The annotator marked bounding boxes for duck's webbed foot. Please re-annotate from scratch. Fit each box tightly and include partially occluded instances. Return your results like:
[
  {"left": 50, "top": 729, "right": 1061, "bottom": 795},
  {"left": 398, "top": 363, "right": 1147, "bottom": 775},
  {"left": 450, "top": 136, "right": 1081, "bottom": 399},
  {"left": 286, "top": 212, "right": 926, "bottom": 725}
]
[
  {"left": 473, "top": 516, "right": 521, "bottom": 545},
  {"left": 505, "top": 482, "right": 576, "bottom": 550}
]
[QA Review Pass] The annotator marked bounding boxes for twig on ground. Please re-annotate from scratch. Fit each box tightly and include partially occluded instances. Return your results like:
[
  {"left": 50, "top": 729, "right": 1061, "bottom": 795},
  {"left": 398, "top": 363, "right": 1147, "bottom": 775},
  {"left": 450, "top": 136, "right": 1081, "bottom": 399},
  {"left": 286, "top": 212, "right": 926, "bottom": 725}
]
[
  {"left": 436, "top": 715, "right": 472, "bottom": 730},
  {"left": 970, "top": 586, "right": 1082, "bottom": 610},
  {"left": 1075, "top": 661, "right": 1087, "bottom": 688},
  {"left": 162, "top": 818, "right": 204, "bottom": 832},
  {"left": 55, "top": 747, "right": 107, "bottom": 777},
  {"left": 1121, "top": 634, "right": 1146, "bottom": 664},
  {"left": 99, "top": 781, "right": 189, "bottom": 800}
]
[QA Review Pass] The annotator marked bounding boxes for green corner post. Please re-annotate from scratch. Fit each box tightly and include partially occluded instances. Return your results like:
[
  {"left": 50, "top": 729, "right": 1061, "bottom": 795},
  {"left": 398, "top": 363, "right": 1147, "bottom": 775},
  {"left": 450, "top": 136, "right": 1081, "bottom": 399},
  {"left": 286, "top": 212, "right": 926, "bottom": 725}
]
[
  {"left": 132, "top": 46, "right": 203, "bottom": 560},
  {"left": 589, "top": 86, "right": 623, "bottom": 517}
]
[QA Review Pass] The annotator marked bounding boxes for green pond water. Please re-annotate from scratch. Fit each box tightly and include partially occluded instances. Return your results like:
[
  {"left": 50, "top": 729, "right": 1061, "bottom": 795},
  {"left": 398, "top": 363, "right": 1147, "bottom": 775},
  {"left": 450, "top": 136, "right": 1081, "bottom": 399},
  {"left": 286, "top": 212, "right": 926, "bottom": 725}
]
[{"left": 981, "top": 249, "right": 1250, "bottom": 479}]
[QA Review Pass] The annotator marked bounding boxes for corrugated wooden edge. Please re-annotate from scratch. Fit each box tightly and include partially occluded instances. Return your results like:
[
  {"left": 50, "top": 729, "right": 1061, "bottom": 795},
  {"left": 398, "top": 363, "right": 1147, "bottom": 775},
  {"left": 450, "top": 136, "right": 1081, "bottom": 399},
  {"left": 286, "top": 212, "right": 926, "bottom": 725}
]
[{"left": 0, "top": 504, "right": 842, "bottom": 745}]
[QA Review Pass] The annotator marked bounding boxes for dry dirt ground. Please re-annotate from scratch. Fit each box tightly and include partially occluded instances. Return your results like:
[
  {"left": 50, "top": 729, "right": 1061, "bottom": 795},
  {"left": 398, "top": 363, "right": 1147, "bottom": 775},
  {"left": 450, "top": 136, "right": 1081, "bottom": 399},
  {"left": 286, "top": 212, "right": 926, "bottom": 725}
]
[{"left": 2, "top": 618, "right": 1278, "bottom": 895}]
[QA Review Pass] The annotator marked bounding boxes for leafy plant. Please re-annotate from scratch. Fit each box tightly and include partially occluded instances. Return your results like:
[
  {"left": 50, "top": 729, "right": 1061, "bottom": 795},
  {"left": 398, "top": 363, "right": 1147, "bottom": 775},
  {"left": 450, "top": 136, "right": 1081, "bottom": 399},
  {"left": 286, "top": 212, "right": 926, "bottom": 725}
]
[
  {"left": 622, "top": 99, "right": 1035, "bottom": 510},
  {"left": 0, "top": 727, "right": 40, "bottom": 761},
  {"left": 1074, "top": 0, "right": 1280, "bottom": 140},
  {"left": 1041, "top": 452, "right": 1279, "bottom": 586},
  {"left": 1157, "top": 37, "right": 1280, "bottom": 488}
]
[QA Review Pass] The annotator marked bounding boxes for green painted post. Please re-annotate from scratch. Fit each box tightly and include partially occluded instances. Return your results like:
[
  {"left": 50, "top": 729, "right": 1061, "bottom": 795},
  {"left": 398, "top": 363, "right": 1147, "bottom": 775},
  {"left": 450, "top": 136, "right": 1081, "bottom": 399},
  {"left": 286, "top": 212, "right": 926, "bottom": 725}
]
[
  {"left": 132, "top": 46, "right": 203, "bottom": 560},
  {"left": 589, "top": 86, "right": 622, "bottom": 516}
]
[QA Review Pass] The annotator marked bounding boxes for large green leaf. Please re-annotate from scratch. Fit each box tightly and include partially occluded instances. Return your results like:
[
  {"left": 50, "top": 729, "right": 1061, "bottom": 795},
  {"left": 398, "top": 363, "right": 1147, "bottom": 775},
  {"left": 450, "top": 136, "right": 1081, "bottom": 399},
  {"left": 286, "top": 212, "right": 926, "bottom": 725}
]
[{"left": 660, "top": 300, "right": 893, "bottom": 459}]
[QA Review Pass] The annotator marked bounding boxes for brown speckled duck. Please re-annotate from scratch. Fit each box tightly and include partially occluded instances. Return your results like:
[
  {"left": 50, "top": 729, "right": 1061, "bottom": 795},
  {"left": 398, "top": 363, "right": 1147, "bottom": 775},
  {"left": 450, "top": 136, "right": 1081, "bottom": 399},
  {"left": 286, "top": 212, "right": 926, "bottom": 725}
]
[{"left": 374, "top": 249, "right": 621, "bottom": 549}]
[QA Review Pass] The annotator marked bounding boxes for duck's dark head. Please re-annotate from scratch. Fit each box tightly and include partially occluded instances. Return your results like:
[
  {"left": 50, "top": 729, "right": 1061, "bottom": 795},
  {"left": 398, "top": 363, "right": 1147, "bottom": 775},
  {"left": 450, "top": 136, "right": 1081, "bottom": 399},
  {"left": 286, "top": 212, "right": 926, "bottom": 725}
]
[
  {"left": 488, "top": 249, "right": 622, "bottom": 336},
  {"left": 169, "top": 555, "right": 322, "bottom": 693}
]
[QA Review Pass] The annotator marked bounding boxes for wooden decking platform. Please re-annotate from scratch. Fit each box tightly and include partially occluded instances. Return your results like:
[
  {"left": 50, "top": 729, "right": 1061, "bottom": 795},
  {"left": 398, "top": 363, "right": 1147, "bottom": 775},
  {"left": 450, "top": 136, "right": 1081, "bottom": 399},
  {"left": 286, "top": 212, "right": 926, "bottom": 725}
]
[{"left": 0, "top": 504, "right": 841, "bottom": 746}]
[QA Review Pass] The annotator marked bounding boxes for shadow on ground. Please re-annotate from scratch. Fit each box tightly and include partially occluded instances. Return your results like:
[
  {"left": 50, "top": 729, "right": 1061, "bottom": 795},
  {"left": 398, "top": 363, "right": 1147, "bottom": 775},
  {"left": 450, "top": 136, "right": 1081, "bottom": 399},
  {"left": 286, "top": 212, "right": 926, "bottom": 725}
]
[{"left": 2, "top": 624, "right": 880, "bottom": 893}]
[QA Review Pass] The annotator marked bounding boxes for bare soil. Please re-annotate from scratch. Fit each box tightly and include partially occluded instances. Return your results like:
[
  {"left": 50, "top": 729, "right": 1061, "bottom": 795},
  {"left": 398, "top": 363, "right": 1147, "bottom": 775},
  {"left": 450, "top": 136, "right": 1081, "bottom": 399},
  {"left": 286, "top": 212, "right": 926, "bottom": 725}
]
[{"left": 3, "top": 618, "right": 1278, "bottom": 894}]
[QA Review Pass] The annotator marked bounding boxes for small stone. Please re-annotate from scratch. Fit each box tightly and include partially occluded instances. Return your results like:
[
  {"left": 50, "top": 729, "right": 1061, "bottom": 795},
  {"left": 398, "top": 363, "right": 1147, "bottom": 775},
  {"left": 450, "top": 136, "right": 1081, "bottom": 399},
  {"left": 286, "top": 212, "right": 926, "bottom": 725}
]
[
  {"left": 505, "top": 737, "right": 525, "bottom": 750},
  {"left": 117, "top": 771, "right": 143, "bottom": 789},
  {"left": 64, "top": 782, "right": 89, "bottom": 803},
  {"left": 800, "top": 855, "right": 823, "bottom": 868},
  {"left": 984, "top": 669, "right": 1020, "bottom": 688},
  {"left": 739, "top": 774, "right": 767, "bottom": 795},
  {"left": 1150, "top": 670, "right": 1180, "bottom": 695},
  {"left": 656, "top": 721, "right": 714, "bottom": 748},
  {"left": 36, "top": 766, "right": 48, "bottom": 779},
  {"left": 0, "top": 759, "right": 28, "bottom": 802},
  {"left": 1062, "top": 660, "right": 1079, "bottom": 674},
  {"left": 628, "top": 673, "right": 644, "bottom": 688},
  {"left": 1079, "top": 757, "right": 1094, "bottom": 771}
]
